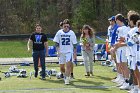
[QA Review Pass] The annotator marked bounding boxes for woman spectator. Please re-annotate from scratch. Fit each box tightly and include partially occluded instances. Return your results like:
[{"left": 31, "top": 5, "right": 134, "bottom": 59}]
[{"left": 80, "top": 25, "right": 95, "bottom": 77}]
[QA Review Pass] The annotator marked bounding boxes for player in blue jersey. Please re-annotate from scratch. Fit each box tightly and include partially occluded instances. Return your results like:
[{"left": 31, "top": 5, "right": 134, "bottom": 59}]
[{"left": 107, "top": 16, "right": 119, "bottom": 67}]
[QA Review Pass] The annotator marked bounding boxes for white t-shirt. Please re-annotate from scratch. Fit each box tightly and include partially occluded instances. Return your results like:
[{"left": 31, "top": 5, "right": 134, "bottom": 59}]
[{"left": 53, "top": 29, "right": 77, "bottom": 53}]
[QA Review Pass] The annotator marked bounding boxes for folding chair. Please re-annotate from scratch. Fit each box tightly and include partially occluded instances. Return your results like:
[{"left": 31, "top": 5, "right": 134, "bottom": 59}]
[
  {"left": 93, "top": 44, "right": 106, "bottom": 62},
  {"left": 48, "top": 46, "right": 57, "bottom": 57},
  {"left": 76, "top": 44, "right": 82, "bottom": 56}
]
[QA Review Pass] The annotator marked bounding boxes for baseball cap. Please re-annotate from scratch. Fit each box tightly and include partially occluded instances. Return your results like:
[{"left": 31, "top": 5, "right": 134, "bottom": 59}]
[{"left": 108, "top": 16, "right": 115, "bottom": 21}]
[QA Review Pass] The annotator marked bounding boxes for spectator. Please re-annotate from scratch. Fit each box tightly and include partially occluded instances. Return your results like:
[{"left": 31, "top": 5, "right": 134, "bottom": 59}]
[
  {"left": 80, "top": 25, "right": 95, "bottom": 77},
  {"left": 27, "top": 24, "right": 48, "bottom": 80}
]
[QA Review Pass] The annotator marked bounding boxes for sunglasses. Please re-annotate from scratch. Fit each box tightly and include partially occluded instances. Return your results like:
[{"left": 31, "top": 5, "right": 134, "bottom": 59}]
[
  {"left": 64, "top": 26, "right": 69, "bottom": 28},
  {"left": 36, "top": 28, "right": 41, "bottom": 29}
]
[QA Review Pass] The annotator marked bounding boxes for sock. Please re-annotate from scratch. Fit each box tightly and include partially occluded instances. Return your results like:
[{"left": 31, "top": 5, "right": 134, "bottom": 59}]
[
  {"left": 117, "top": 73, "right": 121, "bottom": 77},
  {"left": 71, "top": 73, "right": 73, "bottom": 76},
  {"left": 125, "top": 78, "right": 129, "bottom": 83}
]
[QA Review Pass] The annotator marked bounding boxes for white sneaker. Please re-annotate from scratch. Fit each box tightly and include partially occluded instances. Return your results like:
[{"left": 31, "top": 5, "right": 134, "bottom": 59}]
[
  {"left": 116, "top": 81, "right": 124, "bottom": 87},
  {"left": 108, "top": 61, "right": 113, "bottom": 67},
  {"left": 108, "top": 64, "right": 113, "bottom": 67},
  {"left": 117, "top": 77, "right": 125, "bottom": 84},
  {"left": 120, "top": 82, "right": 130, "bottom": 90},
  {"left": 128, "top": 85, "right": 134, "bottom": 93},
  {"left": 116, "top": 75, "right": 124, "bottom": 84},
  {"left": 112, "top": 75, "right": 121, "bottom": 83},
  {"left": 111, "top": 78, "right": 117, "bottom": 82},
  {"left": 138, "top": 88, "right": 140, "bottom": 93},
  {"left": 64, "top": 77, "right": 70, "bottom": 85},
  {"left": 129, "top": 85, "right": 138, "bottom": 93},
  {"left": 70, "top": 76, "right": 74, "bottom": 81}
]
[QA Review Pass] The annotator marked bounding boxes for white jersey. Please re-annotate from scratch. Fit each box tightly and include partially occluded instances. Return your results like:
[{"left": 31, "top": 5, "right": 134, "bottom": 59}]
[
  {"left": 53, "top": 29, "right": 77, "bottom": 53},
  {"left": 116, "top": 26, "right": 129, "bottom": 51},
  {"left": 127, "top": 27, "right": 138, "bottom": 56},
  {"left": 128, "top": 30, "right": 140, "bottom": 60},
  {"left": 136, "top": 34, "right": 140, "bottom": 71},
  {"left": 107, "top": 25, "right": 112, "bottom": 42},
  {"left": 115, "top": 26, "right": 129, "bottom": 62},
  {"left": 136, "top": 43, "right": 140, "bottom": 62}
]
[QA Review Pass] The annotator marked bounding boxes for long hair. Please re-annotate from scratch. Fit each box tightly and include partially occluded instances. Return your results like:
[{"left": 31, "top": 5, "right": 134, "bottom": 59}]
[
  {"left": 81, "top": 25, "right": 94, "bottom": 38},
  {"left": 115, "top": 14, "right": 125, "bottom": 22},
  {"left": 115, "top": 14, "right": 128, "bottom": 26}
]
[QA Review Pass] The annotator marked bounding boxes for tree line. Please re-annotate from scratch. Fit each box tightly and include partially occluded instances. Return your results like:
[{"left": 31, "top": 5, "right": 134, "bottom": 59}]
[{"left": 0, "top": 0, "right": 140, "bottom": 35}]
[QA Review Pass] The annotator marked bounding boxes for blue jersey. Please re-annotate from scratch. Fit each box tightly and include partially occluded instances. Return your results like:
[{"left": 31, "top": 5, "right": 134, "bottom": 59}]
[{"left": 110, "top": 24, "right": 119, "bottom": 46}]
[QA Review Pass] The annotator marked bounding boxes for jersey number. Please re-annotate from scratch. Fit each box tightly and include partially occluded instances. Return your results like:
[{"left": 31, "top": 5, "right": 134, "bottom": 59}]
[{"left": 62, "top": 38, "right": 70, "bottom": 45}]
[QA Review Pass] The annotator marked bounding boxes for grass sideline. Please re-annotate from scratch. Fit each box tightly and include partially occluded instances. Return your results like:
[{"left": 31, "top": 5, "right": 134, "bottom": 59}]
[
  {"left": 0, "top": 38, "right": 105, "bottom": 58},
  {"left": 0, "top": 63, "right": 127, "bottom": 93},
  {"left": 0, "top": 40, "right": 55, "bottom": 58}
]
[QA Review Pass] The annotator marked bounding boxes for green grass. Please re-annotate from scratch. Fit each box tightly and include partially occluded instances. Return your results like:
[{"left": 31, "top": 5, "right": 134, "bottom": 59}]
[
  {"left": 0, "top": 40, "right": 55, "bottom": 58},
  {"left": 0, "top": 38, "right": 105, "bottom": 58},
  {"left": 0, "top": 63, "right": 127, "bottom": 93}
]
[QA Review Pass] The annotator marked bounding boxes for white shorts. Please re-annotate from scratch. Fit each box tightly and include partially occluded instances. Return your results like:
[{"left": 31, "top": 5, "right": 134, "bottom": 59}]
[
  {"left": 59, "top": 52, "right": 73, "bottom": 64},
  {"left": 116, "top": 48, "right": 127, "bottom": 63},
  {"left": 127, "top": 55, "right": 132, "bottom": 67},
  {"left": 130, "top": 57, "right": 137, "bottom": 70}
]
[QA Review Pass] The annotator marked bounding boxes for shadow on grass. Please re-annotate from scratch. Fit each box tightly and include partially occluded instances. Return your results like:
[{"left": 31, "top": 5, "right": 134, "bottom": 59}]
[
  {"left": 71, "top": 85, "right": 112, "bottom": 92},
  {"left": 70, "top": 79, "right": 112, "bottom": 92},
  {"left": 94, "top": 75, "right": 112, "bottom": 81},
  {"left": 43, "top": 77, "right": 112, "bottom": 92}
]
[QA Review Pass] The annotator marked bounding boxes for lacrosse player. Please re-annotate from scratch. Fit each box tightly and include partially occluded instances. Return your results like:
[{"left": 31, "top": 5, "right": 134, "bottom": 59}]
[
  {"left": 111, "top": 14, "right": 130, "bottom": 88},
  {"left": 53, "top": 19, "right": 77, "bottom": 85}
]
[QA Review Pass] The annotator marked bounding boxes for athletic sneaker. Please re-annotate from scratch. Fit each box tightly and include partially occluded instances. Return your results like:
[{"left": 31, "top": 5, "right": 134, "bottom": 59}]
[
  {"left": 108, "top": 61, "right": 113, "bottom": 67},
  {"left": 128, "top": 85, "right": 138, "bottom": 93},
  {"left": 138, "top": 88, "right": 140, "bottom": 93},
  {"left": 70, "top": 75, "right": 75, "bottom": 80},
  {"left": 90, "top": 72, "right": 94, "bottom": 76},
  {"left": 34, "top": 72, "right": 38, "bottom": 78},
  {"left": 111, "top": 78, "right": 117, "bottom": 82},
  {"left": 41, "top": 77, "right": 46, "bottom": 80},
  {"left": 115, "top": 76, "right": 124, "bottom": 84},
  {"left": 113, "top": 77, "right": 117, "bottom": 79},
  {"left": 119, "top": 82, "right": 130, "bottom": 90},
  {"left": 64, "top": 77, "right": 70, "bottom": 85},
  {"left": 70, "top": 73, "right": 75, "bottom": 79},
  {"left": 116, "top": 81, "right": 124, "bottom": 87},
  {"left": 112, "top": 74, "right": 124, "bottom": 83},
  {"left": 60, "top": 73, "right": 64, "bottom": 78},
  {"left": 108, "top": 64, "right": 113, "bottom": 67},
  {"left": 112, "top": 67, "right": 117, "bottom": 72},
  {"left": 112, "top": 75, "right": 120, "bottom": 83}
]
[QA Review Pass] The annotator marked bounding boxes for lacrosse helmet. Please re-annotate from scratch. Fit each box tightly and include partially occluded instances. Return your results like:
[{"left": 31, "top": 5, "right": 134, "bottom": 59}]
[
  {"left": 50, "top": 69, "right": 57, "bottom": 76},
  {"left": 4, "top": 72, "right": 10, "bottom": 78},
  {"left": 17, "top": 69, "right": 27, "bottom": 78},
  {"left": 56, "top": 72, "right": 62, "bottom": 79},
  {"left": 9, "top": 65, "right": 19, "bottom": 73}
]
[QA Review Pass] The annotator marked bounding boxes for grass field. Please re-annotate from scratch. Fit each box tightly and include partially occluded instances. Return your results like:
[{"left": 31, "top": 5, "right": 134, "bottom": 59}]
[
  {"left": 0, "top": 38, "right": 105, "bottom": 58},
  {"left": 0, "top": 63, "right": 127, "bottom": 93}
]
